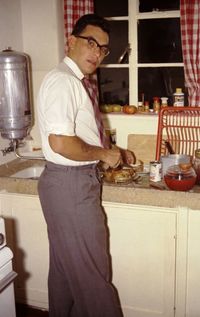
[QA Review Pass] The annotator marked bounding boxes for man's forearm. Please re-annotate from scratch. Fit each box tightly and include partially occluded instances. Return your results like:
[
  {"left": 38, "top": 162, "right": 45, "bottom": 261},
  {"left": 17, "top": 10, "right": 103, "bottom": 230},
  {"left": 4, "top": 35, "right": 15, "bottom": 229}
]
[{"left": 49, "top": 134, "right": 106, "bottom": 162}]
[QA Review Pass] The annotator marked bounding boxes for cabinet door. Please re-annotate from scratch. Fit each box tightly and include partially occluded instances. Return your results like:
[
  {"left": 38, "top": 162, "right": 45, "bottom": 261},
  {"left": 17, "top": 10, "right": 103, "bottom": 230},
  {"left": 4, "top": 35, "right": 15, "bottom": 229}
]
[
  {"left": 186, "top": 210, "right": 200, "bottom": 317},
  {"left": 104, "top": 203, "right": 176, "bottom": 317},
  {"left": 0, "top": 193, "right": 49, "bottom": 309}
]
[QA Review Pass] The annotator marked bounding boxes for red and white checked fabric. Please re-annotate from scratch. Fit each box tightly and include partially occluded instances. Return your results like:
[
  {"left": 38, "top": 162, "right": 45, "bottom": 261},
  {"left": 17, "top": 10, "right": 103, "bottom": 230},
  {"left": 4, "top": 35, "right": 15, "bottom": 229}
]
[
  {"left": 180, "top": 0, "right": 200, "bottom": 106},
  {"left": 82, "top": 76, "right": 108, "bottom": 148},
  {"left": 64, "top": 0, "right": 94, "bottom": 39}
]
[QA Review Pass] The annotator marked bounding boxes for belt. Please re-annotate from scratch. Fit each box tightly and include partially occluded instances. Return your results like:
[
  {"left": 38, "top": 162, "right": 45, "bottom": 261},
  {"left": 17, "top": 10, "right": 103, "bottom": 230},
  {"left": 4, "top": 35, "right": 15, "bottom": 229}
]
[{"left": 46, "top": 161, "right": 98, "bottom": 171}]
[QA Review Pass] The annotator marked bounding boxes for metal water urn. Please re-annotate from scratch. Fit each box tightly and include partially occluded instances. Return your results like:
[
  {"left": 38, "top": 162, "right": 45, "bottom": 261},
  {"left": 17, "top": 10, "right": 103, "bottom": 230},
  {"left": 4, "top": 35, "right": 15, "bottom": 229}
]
[{"left": 0, "top": 48, "right": 32, "bottom": 140}]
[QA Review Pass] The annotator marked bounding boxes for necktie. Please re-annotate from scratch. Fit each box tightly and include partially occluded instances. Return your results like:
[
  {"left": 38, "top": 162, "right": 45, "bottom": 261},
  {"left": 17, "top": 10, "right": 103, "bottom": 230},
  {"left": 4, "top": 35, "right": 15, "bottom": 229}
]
[{"left": 82, "top": 76, "right": 109, "bottom": 148}]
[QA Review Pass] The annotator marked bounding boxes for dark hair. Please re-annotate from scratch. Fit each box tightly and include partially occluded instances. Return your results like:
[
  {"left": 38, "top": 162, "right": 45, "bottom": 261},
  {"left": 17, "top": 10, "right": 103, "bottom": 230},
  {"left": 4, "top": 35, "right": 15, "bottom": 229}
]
[{"left": 71, "top": 14, "right": 110, "bottom": 36}]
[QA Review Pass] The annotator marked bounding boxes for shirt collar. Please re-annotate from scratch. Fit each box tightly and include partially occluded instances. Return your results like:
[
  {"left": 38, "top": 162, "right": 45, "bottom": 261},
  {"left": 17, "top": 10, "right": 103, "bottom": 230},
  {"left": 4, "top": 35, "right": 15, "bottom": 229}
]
[{"left": 63, "top": 56, "right": 84, "bottom": 80}]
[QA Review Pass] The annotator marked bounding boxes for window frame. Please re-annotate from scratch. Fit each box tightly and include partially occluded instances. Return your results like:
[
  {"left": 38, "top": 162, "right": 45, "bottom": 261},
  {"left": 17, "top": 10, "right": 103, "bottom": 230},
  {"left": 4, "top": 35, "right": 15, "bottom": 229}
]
[{"left": 99, "top": 0, "right": 182, "bottom": 106}]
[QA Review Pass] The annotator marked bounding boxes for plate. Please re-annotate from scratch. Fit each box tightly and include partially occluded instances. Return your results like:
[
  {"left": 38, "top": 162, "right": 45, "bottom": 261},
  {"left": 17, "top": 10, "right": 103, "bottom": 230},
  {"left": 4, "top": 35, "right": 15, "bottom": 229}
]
[
  {"left": 103, "top": 170, "right": 139, "bottom": 184},
  {"left": 103, "top": 167, "right": 135, "bottom": 183},
  {"left": 103, "top": 178, "right": 134, "bottom": 185}
]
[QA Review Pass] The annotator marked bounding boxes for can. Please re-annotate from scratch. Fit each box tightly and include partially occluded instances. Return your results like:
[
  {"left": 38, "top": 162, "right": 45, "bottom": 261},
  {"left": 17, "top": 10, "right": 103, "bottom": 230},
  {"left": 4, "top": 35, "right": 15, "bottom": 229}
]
[{"left": 149, "top": 161, "right": 162, "bottom": 182}]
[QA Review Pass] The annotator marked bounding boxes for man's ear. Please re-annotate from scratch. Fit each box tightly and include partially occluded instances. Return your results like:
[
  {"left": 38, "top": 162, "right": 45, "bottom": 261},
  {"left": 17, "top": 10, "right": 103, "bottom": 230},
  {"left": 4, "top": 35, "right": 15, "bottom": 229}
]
[{"left": 68, "top": 35, "right": 76, "bottom": 49}]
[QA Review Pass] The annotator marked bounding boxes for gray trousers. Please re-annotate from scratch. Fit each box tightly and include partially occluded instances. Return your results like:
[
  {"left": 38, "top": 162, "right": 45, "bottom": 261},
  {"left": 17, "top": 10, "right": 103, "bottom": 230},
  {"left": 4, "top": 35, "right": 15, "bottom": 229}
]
[{"left": 38, "top": 162, "right": 123, "bottom": 317}]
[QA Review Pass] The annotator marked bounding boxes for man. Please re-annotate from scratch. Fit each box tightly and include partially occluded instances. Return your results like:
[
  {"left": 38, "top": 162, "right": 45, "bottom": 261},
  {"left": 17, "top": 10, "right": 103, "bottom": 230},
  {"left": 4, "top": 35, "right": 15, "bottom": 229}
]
[{"left": 37, "top": 14, "right": 134, "bottom": 317}]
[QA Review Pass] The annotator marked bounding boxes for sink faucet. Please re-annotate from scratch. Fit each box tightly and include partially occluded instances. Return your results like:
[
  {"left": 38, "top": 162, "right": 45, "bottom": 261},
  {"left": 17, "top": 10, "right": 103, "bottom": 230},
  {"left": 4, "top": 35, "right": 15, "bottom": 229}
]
[{"left": 1, "top": 140, "right": 17, "bottom": 156}]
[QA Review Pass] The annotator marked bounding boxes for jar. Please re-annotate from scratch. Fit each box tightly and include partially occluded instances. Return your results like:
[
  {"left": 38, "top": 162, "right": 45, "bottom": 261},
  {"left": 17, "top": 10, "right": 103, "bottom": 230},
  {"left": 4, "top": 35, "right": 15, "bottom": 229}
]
[
  {"left": 193, "top": 149, "right": 200, "bottom": 184},
  {"left": 164, "top": 164, "right": 196, "bottom": 191},
  {"left": 161, "top": 97, "right": 168, "bottom": 108},
  {"left": 173, "top": 88, "right": 184, "bottom": 107},
  {"left": 153, "top": 97, "right": 160, "bottom": 113},
  {"left": 144, "top": 101, "right": 149, "bottom": 112},
  {"left": 138, "top": 101, "right": 144, "bottom": 112}
]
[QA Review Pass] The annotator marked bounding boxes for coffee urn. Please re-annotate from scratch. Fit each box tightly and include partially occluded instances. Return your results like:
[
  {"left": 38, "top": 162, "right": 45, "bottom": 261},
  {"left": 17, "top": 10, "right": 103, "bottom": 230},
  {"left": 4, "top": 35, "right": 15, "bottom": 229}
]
[{"left": 0, "top": 48, "right": 32, "bottom": 142}]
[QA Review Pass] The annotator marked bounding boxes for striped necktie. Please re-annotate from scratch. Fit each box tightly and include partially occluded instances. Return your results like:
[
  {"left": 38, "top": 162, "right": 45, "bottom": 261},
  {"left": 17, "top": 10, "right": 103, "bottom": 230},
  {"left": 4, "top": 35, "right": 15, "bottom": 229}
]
[{"left": 82, "top": 76, "right": 109, "bottom": 148}]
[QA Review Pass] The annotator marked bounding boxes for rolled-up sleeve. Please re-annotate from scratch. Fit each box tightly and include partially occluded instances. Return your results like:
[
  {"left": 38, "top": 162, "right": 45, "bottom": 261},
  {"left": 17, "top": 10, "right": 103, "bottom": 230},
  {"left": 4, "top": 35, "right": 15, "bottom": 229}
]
[{"left": 42, "top": 72, "right": 79, "bottom": 137}]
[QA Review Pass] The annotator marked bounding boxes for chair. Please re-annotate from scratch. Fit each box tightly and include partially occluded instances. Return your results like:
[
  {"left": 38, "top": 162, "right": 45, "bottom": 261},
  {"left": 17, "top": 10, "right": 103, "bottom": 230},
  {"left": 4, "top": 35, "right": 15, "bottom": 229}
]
[{"left": 155, "top": 107, "right": 200, "bottom": 161}]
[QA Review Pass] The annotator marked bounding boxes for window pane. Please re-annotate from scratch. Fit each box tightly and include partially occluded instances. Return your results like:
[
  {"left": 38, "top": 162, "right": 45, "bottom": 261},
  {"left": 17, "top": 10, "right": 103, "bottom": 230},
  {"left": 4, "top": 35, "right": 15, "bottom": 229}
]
[
  {"left": 138, "top": 67, "right": 188, "bottom": 107},
  {"left": 138, "top": 18, "right": 182, "bottom": 63},
  {"left": 94, "top": 0, "right": 128, "bottom": 17},
  {"left": 98, "top": 68, "right": 129, "bottom": 105},
  {"left": 139, "top": 0, "right": 180, "bottom": 12},
  {"left": 103, "top": 21, "right": 128, "bottom": 64}
]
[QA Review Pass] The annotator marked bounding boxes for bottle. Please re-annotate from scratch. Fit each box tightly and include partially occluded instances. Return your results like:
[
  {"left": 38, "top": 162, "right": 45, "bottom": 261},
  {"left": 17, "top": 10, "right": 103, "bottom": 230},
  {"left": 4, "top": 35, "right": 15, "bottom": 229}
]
[
  {"left": 138, "top": 101, "right": 144, "bottom": 112},
  {"left": 153, "top": 97, "right": 160, "bottom": 113},
  {"left": 161, "top": 97, "right": 168, "bottom": 108},
  {"left": 144, "top": 101, "right": 149, "bottom": 112},
  {"left": 173, "top": 88, "right": 184, "bottom": 107},
  {"left": 193, "top": 149, "right": 200, "bottom": 184}
]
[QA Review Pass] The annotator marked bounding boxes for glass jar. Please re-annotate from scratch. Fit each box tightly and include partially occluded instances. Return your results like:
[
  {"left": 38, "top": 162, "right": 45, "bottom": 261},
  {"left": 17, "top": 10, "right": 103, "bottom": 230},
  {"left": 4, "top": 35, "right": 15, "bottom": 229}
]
[
  {"left": 164, "top": 164, "right": 196, "bottom": 191},
  {"left": 193, "top": 149, "right": 200, "bottom": 184},
  {"left": 161, "top": 97, "right": 168, "bottom": 108},
  {"left": 153, "top": 97, "right": 160, "bottom": 113}
]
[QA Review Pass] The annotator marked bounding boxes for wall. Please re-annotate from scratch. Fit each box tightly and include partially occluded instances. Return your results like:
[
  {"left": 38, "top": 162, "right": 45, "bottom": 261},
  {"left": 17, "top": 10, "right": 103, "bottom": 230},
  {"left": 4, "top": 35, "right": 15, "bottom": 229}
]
[{"left": 0, "top": 0, "right": 64, "bottom": 164}]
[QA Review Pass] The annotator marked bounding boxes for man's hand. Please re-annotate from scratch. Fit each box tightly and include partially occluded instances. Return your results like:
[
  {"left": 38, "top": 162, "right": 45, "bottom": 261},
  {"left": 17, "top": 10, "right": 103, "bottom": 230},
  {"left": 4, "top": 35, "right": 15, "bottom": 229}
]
[
  {"left": 120, "top": 148, "right": 136, "bottom": 165},
  {"left": 103, "top": 147, "right": 123, "bottom": 169}
]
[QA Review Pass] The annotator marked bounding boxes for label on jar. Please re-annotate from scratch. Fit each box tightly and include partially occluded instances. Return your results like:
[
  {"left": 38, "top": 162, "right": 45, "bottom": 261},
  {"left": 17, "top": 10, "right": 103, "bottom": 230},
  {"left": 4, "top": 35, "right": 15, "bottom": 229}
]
[
  {"left": 150, "top": 161, "right": 162, "bottom": 182},
  {"left": 173, "top": 93, "right": 184, "bottom": 107}
]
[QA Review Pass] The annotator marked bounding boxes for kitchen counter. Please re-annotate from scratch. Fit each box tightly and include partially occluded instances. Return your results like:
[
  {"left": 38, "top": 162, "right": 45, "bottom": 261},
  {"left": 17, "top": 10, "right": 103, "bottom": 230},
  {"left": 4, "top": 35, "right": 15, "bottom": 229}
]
[{"left": 0, "top": 158, "right": 200, "bottom": 210}]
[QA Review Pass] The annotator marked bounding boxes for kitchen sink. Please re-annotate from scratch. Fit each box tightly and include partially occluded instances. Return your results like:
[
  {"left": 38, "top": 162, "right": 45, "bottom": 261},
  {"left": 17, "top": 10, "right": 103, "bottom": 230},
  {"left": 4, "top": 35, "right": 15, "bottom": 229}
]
[{"left": 10, "top": 165, "right": 45, "bottom": 179}]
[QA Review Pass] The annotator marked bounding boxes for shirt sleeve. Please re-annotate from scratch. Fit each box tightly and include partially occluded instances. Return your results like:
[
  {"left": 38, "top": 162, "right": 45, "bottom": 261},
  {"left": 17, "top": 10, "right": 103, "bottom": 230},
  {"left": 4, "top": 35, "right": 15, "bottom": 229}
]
[{"left": 42, "top": 73, "right": 80, "bottom": 136}]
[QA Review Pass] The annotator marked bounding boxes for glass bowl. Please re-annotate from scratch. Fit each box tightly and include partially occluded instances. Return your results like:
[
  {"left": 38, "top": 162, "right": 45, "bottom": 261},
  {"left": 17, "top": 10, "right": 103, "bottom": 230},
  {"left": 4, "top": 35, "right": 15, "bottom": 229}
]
[{"left": 164, "top": 164, "right": 197, "bottom": 191}]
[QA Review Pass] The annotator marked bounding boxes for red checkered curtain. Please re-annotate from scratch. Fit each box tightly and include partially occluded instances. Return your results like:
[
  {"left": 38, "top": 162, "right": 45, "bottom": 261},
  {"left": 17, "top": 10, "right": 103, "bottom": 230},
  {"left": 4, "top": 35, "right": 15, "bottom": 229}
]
[
  {"left": 180, "top": 0, "right": 200, "bottom": 106},
  {"left": 64, "top": 0, "right": 94, "bottom": 39},
  {"left": 63, "top": 0, "right": 101, "bottom": 123}
]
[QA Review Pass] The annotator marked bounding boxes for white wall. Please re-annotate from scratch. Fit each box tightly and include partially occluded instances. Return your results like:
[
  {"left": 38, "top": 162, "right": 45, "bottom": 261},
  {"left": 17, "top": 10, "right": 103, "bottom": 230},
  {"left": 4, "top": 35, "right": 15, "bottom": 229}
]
[{"left": 0, "top": 0, "right": 65, "bottom": 164}]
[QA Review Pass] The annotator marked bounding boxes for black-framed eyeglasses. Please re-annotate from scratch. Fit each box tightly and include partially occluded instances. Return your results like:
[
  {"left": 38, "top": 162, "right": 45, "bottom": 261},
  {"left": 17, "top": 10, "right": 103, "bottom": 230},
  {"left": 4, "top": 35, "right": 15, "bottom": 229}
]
[{"left": 75, "top": 35, "right": 110, "bottom": 57}]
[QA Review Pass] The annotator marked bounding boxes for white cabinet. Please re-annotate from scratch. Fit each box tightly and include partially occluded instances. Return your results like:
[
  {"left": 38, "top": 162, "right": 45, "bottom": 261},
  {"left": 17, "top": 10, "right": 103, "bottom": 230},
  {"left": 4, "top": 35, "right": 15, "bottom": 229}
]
[
  {"left": 104, "top": 202, "right": 176, "bottom": 317},
  {"left": 185, "top": 210, "right": 200, "bottom": 317}
]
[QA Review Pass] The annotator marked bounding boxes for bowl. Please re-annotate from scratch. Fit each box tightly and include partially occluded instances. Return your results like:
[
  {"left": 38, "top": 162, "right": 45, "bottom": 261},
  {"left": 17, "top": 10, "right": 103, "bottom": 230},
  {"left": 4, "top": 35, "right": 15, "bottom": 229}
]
[{"left": 164, "top": 164, "right": 196, "bottom": 191}]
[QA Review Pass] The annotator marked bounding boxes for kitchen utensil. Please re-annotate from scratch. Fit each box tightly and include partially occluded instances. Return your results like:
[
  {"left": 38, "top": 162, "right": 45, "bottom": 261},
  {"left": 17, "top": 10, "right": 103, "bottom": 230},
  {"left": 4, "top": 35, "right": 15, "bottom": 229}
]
[{"left": 164, "top": 140, "right": 175, "bottom": 154}]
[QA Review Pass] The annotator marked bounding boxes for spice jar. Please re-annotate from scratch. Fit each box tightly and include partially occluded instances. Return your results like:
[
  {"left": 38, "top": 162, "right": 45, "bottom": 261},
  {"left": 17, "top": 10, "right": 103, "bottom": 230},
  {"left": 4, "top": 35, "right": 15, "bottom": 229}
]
[
  {"left": 173, "top": 88, "right": 184, "bottom": 107},
  {"left": 153, "top": 97, "right": 160, "bottom": 113},
  {"left": 193, "top": 149, "right": 200, "bottom": 184},
  {"left": 144, "top": 101, "right": 149, "bottom": 112},
  {"left": 161, "top": 97, "right": 168, "bottom": 108},
  {"left": 138, "top": 101, "right": 144, "bottom": 112}
]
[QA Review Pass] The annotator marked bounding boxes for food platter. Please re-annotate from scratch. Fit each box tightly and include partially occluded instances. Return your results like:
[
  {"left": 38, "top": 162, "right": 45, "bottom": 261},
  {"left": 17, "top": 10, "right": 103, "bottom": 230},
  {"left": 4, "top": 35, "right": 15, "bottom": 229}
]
[{"left": 102, "top": 166, "right": 138, "bottom": 184}]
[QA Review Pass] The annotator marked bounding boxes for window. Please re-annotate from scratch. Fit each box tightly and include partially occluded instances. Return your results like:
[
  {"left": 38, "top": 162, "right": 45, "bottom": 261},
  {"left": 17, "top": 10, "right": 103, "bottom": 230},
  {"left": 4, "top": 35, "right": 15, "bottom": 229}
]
[{"left": 94, "top": 0, "right": 187, "bottom": 108}]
